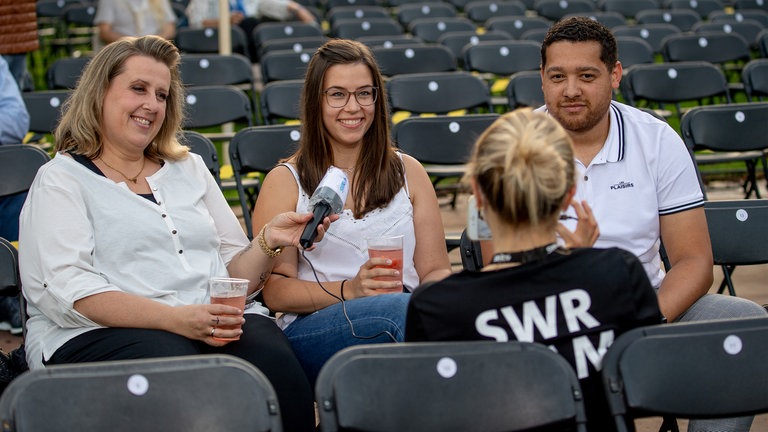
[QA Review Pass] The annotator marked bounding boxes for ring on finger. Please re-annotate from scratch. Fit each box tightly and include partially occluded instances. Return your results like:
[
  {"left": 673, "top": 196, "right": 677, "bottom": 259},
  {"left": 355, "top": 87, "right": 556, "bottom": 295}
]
[{"left": 210, "top": 327, "right": 216, "bottom": 337}]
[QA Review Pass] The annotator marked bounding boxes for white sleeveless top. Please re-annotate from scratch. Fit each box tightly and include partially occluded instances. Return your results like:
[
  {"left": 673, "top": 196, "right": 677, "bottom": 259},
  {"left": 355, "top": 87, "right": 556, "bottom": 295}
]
[{"left": 277, "top": 159, "right": 419, "bottom": 328}]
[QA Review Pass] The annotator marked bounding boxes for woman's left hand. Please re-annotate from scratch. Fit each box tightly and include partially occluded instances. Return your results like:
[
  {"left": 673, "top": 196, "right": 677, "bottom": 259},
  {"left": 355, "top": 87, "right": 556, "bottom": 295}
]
[
  {"left": 265, "top": 211, "right": 338, "bottom": 251},
  {"left": 556, "top": 200, "right": 599, "bottom": 248}
]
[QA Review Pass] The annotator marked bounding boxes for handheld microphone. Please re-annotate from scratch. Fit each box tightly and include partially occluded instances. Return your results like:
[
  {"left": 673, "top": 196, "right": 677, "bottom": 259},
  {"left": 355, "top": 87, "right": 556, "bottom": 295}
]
[{"left": 299, "top": 166, "right": 349, "bottom": 249}]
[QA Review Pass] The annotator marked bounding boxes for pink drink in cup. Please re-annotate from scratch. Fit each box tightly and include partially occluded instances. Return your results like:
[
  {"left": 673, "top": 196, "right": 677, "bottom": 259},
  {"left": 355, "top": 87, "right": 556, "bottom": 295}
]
[
  {"left": 366, "top": 235, "right": 404, "bottom": 292},
  {"left": 209, "top": 277, "right": 249, "bottom": 341}
]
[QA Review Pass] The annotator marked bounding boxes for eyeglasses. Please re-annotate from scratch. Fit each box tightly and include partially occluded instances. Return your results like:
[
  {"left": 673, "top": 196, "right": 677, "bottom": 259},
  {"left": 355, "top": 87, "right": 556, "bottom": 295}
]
[{"left": 324, "top": 86, "right": 378, "bottom": 108}]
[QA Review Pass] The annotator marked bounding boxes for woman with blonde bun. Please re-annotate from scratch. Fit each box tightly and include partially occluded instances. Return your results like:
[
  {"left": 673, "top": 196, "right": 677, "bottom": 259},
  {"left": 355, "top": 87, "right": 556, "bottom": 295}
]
[{"left": 406, "top": 108, "right": 662, "bottom": 431}]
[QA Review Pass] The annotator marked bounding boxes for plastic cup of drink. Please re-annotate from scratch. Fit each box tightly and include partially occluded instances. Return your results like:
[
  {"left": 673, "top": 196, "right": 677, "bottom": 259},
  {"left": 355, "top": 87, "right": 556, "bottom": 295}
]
[
  {"left": 366, "top": 235, "right": 404, "bottom": 291},
  {"left": 209, "top": 277, "right": 249, "bottom": 341}
]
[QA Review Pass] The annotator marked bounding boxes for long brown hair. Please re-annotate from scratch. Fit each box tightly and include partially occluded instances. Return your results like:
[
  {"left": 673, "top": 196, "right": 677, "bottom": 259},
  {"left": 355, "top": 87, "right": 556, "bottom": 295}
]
[
  {"left": 295, "top": 39, "right": 404, "bottom": 219},
  {"left": 55, "top": 35, "right": 187, "bottom": 162}
]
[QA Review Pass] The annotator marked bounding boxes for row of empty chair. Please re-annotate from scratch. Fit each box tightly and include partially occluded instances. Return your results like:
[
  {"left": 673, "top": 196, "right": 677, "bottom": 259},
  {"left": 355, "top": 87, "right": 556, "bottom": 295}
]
[{"left": 0, "top": 317, "right": 766, "bottom": 431}]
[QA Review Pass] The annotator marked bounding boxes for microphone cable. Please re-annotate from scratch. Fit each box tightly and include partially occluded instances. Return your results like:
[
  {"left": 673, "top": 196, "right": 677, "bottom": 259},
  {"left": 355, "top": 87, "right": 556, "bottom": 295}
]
[{"left": 300, "top": 249, "right": 398, "bottom": 343}]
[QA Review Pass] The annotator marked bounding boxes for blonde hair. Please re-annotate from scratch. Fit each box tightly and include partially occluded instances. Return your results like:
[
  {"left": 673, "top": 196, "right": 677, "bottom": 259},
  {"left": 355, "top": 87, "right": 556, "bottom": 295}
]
[
  {"left": 55, "top": 35, "right": 187, "bottom": 162},
  {"left": 464, "top": 108, "right": 575, "bottom": 228}
]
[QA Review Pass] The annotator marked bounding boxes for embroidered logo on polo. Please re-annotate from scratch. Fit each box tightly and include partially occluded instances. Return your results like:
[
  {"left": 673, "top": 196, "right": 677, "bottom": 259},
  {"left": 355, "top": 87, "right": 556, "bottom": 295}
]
[{"left": 610, "top": 181, "right": 634, "bottom": 190}]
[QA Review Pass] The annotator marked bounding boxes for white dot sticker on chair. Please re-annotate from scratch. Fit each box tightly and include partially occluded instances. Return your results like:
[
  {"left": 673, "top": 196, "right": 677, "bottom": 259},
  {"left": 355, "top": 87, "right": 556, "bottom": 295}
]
[
  {"left": 300, "top": 53, "right": 311, "bottom": 63},
  {"left": 49, "top": 97, "right": 61, "bottom": 108},
  {"left": 734, "top": 111, "right": 746, "bottom": 122},
  {"left": 405, "top": 48, "right": 415, "bottom": 58},
  {"left": 127, "top": 374, "right": 149, "bottom": 396},
  {"left": 723, "top": 24, "right": 733, "bottom": 33},
  {"left": 428, "top": 81, "right": 439, "bottom": 91},
  {"left": 697, "top": 37, "right": 709, "bottom": 48},
  {"left": 689, "top": 0, "right": 698, "bottom": 7},
  {"left": 284, "top": 26, "right": 295, "bottom": 36},
  {"left": 198, "top": 59, "right": 210, "bottom": 69},
  {"left": 438, "top": 21, "right": 447, "bottom": 31},
  {"left": 449, "top": 121, "right": 461, "bottom": 133},
  {"left": 186, "top": 94, "right": 198, "bottom": 105},
  {"left": 436, "top": 357, "right": 457, "bottom": 378},
  {"left": 663, "top": 13, "right": 672, "bottom": 22},
  {"left": 667, "top": 68, "right": 678, "bottom": 79},
  {"left": 499, "top": 46, "right": 510, "bottom": 56},
  {"left": 470, "top": 36, "right": 480, "bottom": 45},
  {"left": 290, "top": 130, "right": 301, "bottom": 141},
  {"left": 292, "top": 43, "right": 304, "bottom": 52},
  {"left": 559, "top": 0, "right": 569, "bottom": 9},
  {"left": 490, "top": 3, "right": 499, "bottom": 12},
  {"left": 640, "top": 29, "right": 650, "bottom": 38},
  {"left": 204, "top": 28, "right": 215, "bottom": 38},
  {"left": 421, "top": 5, "right": 431, "bottom": 13},
  {"left": 514, "top": 20, "right": 523, "bottom": 29},
  {"left": 723, "top": 335, "right": 743, "bottom": 355},
  {"left": 362, "top": 21, "right": 371, "bottom": 31},
  {"left": 735, "top": 208, "right": 748, "bottom": 222}
]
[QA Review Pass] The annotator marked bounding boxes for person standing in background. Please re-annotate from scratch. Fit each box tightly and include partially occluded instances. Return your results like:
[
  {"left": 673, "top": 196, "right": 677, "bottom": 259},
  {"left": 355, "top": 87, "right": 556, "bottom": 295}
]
[
  {"left": 93, "top": 0, "right": 177, "bottom": 52},
  {"left": 0, "top": 0, "right": 39, "bottom": 91}
]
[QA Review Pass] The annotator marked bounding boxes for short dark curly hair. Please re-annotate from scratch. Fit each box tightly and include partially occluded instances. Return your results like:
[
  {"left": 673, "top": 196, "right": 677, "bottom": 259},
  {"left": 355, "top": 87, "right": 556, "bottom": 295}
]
[{"left": 540, "top": 16, "right": 618, "bottom": 72}]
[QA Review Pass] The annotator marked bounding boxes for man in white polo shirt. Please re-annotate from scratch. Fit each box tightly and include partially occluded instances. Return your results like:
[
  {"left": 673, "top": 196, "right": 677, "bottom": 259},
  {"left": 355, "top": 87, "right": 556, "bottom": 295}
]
[{"left": 538, "top": 16, "right": 766, "bottom": 432}]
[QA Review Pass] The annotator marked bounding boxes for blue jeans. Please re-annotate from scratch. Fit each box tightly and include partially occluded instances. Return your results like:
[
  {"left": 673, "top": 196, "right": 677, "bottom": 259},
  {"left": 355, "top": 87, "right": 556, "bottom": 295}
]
[{"left": 282, "top": 292, "right": 410, "bottom": 387}]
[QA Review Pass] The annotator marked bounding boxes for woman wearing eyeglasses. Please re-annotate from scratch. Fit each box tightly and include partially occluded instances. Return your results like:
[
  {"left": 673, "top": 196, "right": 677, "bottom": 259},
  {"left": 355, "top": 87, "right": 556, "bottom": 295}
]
[{"left": 252, "top": 39, "right": 452, "bottom": 386}]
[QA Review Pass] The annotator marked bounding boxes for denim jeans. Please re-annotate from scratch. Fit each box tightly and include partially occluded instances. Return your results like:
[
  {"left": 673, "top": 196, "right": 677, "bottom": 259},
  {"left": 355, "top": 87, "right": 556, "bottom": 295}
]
[{"left": 282, "top": 292, "right": 410, "bottom": 387}]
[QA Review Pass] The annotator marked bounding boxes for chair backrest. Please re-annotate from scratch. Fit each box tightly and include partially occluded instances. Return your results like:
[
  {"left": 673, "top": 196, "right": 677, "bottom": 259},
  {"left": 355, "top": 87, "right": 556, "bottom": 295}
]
[
  {"left": 259, "top": 49, "right": 315, "bottom": 84},
  {"left": 704, "top": 199, "right": 768, "bottom": 266},
  {"left": 229, "top": 125, "right": 302, "bottom": 238},
  {"left": 181, "top": 130, "right": 220, "bottom": 185},
  {"left": 326, "top": 5, "right": 391, "bottom": 27},
  {"left": 464, "top": 0, "right": 527, "bottom": 24},
  {"left": 408, "top": 16, "right": 477, "bottom": 43},
  {"left": 612, "top": 23, "right": 682, "bottom": 53},
  {"left": 599, "top": 0, "right": 661, "bottom": 19},
  {"left": 534, "top": 0, "right": 598, "bottom": 20},
  {"left": 178, "top": 53, "right": 255, "bottom": 90},
  {"left": 665, "top": 0, "right": 725, "bottom": 18},
  {"left": 692, "top": 19, "right": 763, "bottom": 49},
  {"left": 330, "top": 17, "right": 405, "bottom": 39},
  {"left": 616, "top": 36, "right": 656, "bottom": 68},
  {"left": 372, "top": 44, "right": 457, "bottom": 76},
  {"left": 635, "top": 8, "right": 702, "bottom": 31},
  {"left": 257, "top": 35, "right": 328, "bottom": 59},
  {"left": 660, "top": 31, "right": 751, "bottom": 65},
  {"left": 0, "top": 237, "right": 20, "bottom": 298},
  {"left": 46, "top": 56, "right": 91, "bottom": 90},
  {"left": 760, "top": 28, "right": 768, "bottom": 57},
  {"left": 506, "top": 70, "right": 545, "bottom": 109},
  {"left": 395, "top": 2, "right": 458, "bottom": 27},
  {"left": 709, "top": 9, "right": 768, "bottom": 27},
  {"left": 462, "top": 39, "right": 541, "bottom": 76},
  {"left": 0, "top": 145, "right": 50, "bottom": 198},
  {"left": 621, "top": 61, "right": 730, "bottom": 118},
  {"left": 250, "top": 21, "right": 324, "bottom": 57},
  {"left": 21, "top": 90, "right": 71, "bottom": 135},
  {"left": 392, "top": 113, "right": 499, "bottom": 165},
  {"left": 325, "top": 0, "right": 383, "bottom": 8},
  {"left": 174, "top": 27, "right": 248, "bottom": 55},
  {"left": 436, "top": 30, "right": 512, "bottom": 65},
  {"left": 602, "top": 317, "right": 768, "bottom": 432},
  {"left": 357, "top": 34, "right": 425, "bottom": 49},
  {"left": 0, "top": 354, "right": 283, "bottom": 432},
  {"left": 258, "top": 79, "right": 304, "bottom": 125},
  {"left": 680, "top": 102, "right": 768, "bottom": 153},
  {"left": 182, "top": 85, "right": 254, "bottom": 130},
  {"left": 563, "top": 10, "right": 628, "bottom": 29},
  {"left": 742, "top": 58, "right": 768, "bottom": 101},
  {"left": 386, "top": 71, "right": 492, "bottom": 116},
  {"left": 485, "top": 15, "right": 553, "bottom": 39},
  {"left": 316, "top": 341, "right": 588, "bottom": 432},
  {"left": 734, "top": 0, "right": 768, "bottom": 9}
]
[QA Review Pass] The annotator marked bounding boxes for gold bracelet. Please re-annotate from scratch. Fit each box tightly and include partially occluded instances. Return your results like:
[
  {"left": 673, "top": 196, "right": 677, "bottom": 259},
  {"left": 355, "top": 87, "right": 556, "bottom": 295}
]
[{"left": 257, "top": 225, "right": 282, "bottom": 258}]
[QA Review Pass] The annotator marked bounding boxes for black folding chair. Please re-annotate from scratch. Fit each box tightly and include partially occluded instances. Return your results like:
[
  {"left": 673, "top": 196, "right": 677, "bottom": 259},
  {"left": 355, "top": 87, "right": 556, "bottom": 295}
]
[
  {"left": 229, "top": 125, "right": 301, "bottom": 239},
  {"left": 0, "top": 355, "right": 283, "bottom": 432},
  {"left": 316, "top": 341, "right": 588, "bottom": 432},
  {"left": 602, "top": 317, "right": 768, "bottom": 432},
  {"left": 704, "top": 199, "right": 768, "bottom": 296}
]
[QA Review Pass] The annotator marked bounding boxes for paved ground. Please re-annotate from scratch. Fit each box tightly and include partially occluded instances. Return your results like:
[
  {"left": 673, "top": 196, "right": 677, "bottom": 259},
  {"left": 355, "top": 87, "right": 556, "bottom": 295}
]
[{"left": 2, "top": 179, "right": 765, "bottom": 430}]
